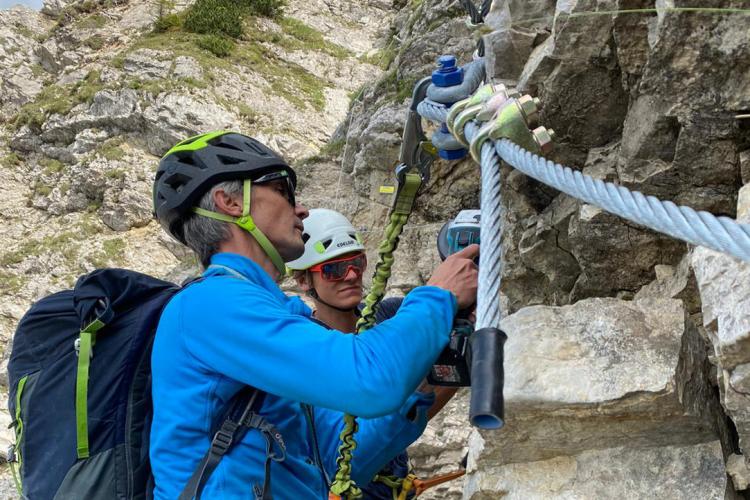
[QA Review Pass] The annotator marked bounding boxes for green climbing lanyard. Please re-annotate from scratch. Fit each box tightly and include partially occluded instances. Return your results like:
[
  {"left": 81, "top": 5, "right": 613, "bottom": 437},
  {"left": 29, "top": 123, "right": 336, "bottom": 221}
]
[{"left": 329, "top": 171, "right": 424, "bottom": 500}]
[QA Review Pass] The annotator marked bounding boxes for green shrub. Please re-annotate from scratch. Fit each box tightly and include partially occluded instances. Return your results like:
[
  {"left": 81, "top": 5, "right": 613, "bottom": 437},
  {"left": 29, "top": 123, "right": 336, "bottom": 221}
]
[
  {"left": 184, "top": 0, "right": 243, "bottom": 38},
  {"left": 197, "top": 34, "right": 235, "bottom": 57},
  {"left": 240, "top": 0, "right": 286, "bottom": 18},
  {"left": 76, "top": 70, "right": 104, "bottom": 102},
  {"left": 153, "top": 12, "right": 183, "bottom": 32},
  {"left": 40, "top": 157, "right": 64, "bottom": 174},
  {"left": 84, "top": 35, "right": 105, "bottom": 50},
  {"left": 277, "top": 17, "right": 350, "bottom": 58},
  {"left": 1, "top": 152, "right": 23, "bottom": 168},
  {"left": 76, "top": 13, "right": 107, "bottom": 29}
]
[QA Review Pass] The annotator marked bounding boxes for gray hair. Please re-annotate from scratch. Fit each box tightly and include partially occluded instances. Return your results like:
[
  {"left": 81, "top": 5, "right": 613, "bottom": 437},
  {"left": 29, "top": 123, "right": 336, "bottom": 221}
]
[{"left": 182, "top": 180, "right": 244, "bottom": 268}]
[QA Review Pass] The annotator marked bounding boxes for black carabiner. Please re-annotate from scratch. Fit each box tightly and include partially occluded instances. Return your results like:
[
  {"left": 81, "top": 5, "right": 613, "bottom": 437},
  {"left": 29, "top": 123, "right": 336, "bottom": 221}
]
[{"left": 396, "top": 76, "right": 436, "bottom": 186}]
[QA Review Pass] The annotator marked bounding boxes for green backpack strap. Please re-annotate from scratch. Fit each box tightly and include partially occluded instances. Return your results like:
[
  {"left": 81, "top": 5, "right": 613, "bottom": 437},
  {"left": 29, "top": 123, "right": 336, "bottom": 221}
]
[{"left": 75, "top": 317, "right": 107, "bottom": 459}]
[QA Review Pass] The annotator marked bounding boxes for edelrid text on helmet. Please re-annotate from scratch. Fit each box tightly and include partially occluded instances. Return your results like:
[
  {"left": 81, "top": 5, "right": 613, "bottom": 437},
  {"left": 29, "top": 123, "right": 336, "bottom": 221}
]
[{"left": 287, "top": 208, "right": 365, "bottom": 270}]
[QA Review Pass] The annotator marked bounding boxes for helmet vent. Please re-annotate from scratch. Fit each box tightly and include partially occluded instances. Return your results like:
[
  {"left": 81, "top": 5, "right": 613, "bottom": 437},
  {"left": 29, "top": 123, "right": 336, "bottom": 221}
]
[
  {"left": 177, "top": 154, "right": 196, "bottom": 166},
  {"left": 217, "top": 154, "right": 244, "bottom": 165},
  {"left": 244, "top": 139, "right": 271, "bottom": 157},
  {"left": 164, "top": 171, "right": 190, "bottom": 191},
  {"left": 321, "top": 239, "right": 332, "bottom": 249},
  {"left": 301, "top": 232, "right": 310, "bottom": 243},
  {"left": 217, "top": 142, "right": 242, "bottom": 152}
]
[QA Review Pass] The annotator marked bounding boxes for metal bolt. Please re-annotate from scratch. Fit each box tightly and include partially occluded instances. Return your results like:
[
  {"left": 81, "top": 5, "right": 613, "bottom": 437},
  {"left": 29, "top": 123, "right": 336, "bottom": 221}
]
[
  {"left": 517, "top": 95, "right": 540, "bottom": 126},
  {"left": 532, "top": 126, "right": 554, "bottom": 155},
  {"left": 438, "top": 55, "right": 457, "bottom": 70}
]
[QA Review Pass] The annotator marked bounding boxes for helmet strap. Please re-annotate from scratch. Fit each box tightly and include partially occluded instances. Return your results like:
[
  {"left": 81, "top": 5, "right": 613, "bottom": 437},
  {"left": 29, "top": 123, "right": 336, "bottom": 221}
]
[{"left": 193, "top": 179, "right": 287, "bottom": 277}]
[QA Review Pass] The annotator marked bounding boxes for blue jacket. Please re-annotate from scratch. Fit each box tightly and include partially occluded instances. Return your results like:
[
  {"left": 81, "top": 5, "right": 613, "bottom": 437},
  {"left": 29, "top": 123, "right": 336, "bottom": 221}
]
[{"left": 150, "top": 253, "right": 456, "bottom": 499}]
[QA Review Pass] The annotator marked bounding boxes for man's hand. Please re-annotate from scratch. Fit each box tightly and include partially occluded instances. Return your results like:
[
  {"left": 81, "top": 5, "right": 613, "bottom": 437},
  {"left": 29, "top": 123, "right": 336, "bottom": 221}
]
[{"left": 427, "top": 244, "right": 479, "bottom": 309}]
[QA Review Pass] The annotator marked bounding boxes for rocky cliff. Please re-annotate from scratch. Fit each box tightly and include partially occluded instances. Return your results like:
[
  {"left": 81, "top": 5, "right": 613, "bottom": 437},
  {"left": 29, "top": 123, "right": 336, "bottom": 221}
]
[{"left": 1, "top": 0, "right": 749, "bottom": 498}]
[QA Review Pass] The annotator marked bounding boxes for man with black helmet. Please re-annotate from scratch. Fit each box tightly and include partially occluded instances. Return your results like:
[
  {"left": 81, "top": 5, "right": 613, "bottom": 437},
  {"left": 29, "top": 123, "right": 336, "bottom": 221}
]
[{"left": 151, "top": 131, "right": 479, "bottom": 499}]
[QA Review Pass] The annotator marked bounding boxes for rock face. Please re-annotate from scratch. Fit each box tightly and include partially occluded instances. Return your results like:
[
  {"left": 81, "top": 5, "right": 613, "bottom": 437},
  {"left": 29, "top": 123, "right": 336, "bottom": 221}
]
[
  {"left": 459, "top": 297, "right": 723, "bottom": 497},
  {"left": 691, "top": 185, "right": 750, "bottom": 480},
  {"left": 1, "top": 0, "right": 750, "bottom": 497},
  {"left": 465, "top": 441, "right": 727, "bottom": 500},
  {"left": 327, "top": 0, "right": 749, "bottom": 498}
]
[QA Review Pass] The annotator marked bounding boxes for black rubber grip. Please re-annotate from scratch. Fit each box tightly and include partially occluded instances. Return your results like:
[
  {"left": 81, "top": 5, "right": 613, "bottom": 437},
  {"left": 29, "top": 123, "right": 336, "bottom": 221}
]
[{"left": 468, "top": 327, "right": 508, "bottom": 429}]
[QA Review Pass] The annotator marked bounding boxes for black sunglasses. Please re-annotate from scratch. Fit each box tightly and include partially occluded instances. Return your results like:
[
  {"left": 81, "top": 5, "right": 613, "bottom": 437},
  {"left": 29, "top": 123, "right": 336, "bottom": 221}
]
[{"left": 253, "top": 170, "right": 296, "bottom": 207}]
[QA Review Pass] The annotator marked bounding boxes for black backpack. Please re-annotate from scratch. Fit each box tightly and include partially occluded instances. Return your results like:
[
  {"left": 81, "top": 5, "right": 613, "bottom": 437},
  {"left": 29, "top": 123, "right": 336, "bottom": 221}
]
[{"left": 7, "top": 268, "right": 278, "bottom": 500}]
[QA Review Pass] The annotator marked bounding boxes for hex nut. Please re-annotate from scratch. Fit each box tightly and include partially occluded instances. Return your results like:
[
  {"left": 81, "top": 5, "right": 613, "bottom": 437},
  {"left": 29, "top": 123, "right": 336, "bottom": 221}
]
[
  {"left": 532, "top": 126, "right": 554, "bottom": 154},
  {"left": 518, "top": 95, "right": 540, "bottom": 126}
]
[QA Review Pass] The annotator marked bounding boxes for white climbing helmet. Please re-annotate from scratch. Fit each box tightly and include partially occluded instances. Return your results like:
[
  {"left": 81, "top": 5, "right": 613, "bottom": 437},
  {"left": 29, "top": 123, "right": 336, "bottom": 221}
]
[{"left": 287, "top": 208, "right": 365, "bottom": 270}]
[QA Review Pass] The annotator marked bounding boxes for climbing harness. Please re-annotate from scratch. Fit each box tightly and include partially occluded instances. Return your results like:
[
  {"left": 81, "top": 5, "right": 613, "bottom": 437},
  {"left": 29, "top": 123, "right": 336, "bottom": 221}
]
[{"left": 372, "top": 468, "right": 467, "bottom": 499}]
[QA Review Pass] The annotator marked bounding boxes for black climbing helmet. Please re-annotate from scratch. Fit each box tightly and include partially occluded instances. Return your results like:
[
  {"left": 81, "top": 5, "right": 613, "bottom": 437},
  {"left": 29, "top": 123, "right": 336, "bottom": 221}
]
[{"left": 153, "top": 130, "right": 297, "bottom": 243}]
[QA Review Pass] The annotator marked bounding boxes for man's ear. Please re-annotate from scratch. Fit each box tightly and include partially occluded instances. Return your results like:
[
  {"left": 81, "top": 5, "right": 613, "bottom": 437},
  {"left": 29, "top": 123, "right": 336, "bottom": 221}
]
[{"left": 213, "top": 188, "right": 243, "bottom": 217}]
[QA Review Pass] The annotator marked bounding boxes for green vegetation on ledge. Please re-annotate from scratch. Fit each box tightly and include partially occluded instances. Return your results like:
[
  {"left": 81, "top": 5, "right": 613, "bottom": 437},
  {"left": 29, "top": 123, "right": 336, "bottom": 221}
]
[
  {"left": 13, "top": 70, "right": 104, "bottom": 131},
  {"left": 275, "top": 17, "right": 351, "bottom": 59},
  {"left": 132, "top": 25, "right": 330, "bottom": 111}
]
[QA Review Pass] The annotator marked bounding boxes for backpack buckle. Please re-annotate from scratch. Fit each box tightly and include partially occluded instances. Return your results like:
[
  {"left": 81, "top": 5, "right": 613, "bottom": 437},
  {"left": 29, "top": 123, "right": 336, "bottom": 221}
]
[
  {"left": 73, "top": 338, "right": 93, "bottom": 359},
  {"left": 210, "top": 423, "right": 238, "bottom": 457},
  {"left": 6, "top": 444, "right": 16, "bottom": 463}
]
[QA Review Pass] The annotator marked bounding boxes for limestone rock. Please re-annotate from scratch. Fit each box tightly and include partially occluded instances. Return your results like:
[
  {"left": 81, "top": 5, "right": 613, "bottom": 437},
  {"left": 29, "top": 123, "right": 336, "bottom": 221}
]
[
  {"left": 472, "top": 297, "right": 716, "bottom": 467},
  {"left": 515, "top": 0, "right": 629, "bottom": 165},
  {"left": 409, "top": 390, "right": 471, "bottom": 500},
  {"left": 0, "top": 394, "right": 12, "bottom": 460},
  {"left": 285, "top": 0, "right": 392, "bottom": 54},
  {"left": 580, "top": 140, "right": 619, "bottom": 181},
  {"left": 640, "top": 6, "right": 750, "bottom": 113},
  {"left": 100, "top": 180, "right": 153, "bottom": 232},
  {"left": 519, "top": 194, "right": 579, "bottom": 290},
  {"left": 0, "top": 7, "right": 50, "bottom": 118},
  {"left": 516, "top": 35, "right": 556, "bottom": 95},
  {"left": 483, "top": 27, "right": 537, "bottom": 85},
  {"left": 619, "top": 106, "right": 739, "bottom": 215},
  {"left": 69, "top": 127, "right": 110, "bottom": 155},
  {"left": 692, "top": 247, "right": 750, "bottom": 370},
  {"left": 119, "top": 1, "right": 160, "bottom": 31},
  {"left": 692, "top": 196, "right": 750, "bottom": 457},
  {"left": 123, "top": 49, "right": 173, "bottom": 81},
  {"left": 41, "top": 89, "right": 142, "bottom": 145},
  {"left": 36, "top": 39, "right": 71, "bottom": 73},
  {"left": 612, "top": 0, "right": 652, "bottom": 93},
  {"left": 41, "top": 0, "right": 75, "bottom": 17},
  {"left": 350, "top": 103, "right": 405, "bottom": 181},
  {"left": 567, "top": 204, "right": 685, "bottom": 301},
  {"left": 172, "top": 56, "right": 203, "bottom": 81},
  {"left": 465, "top": 441, "right": 726, "bottom": 500},
  {"left": 142, "top": 92, "right": 239, "bottom": 155},
  {"left": 485, "top": 0, "right": 555, "bottom": 32},
  {"left": 727, "top": 453, "right": 750, "bottom": 491},
  {"left": 741, "top": 150, "right": 750, "bottom": 185},
  {"left": 635, "top": 254, "right": 701, "bottom": 317}
]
